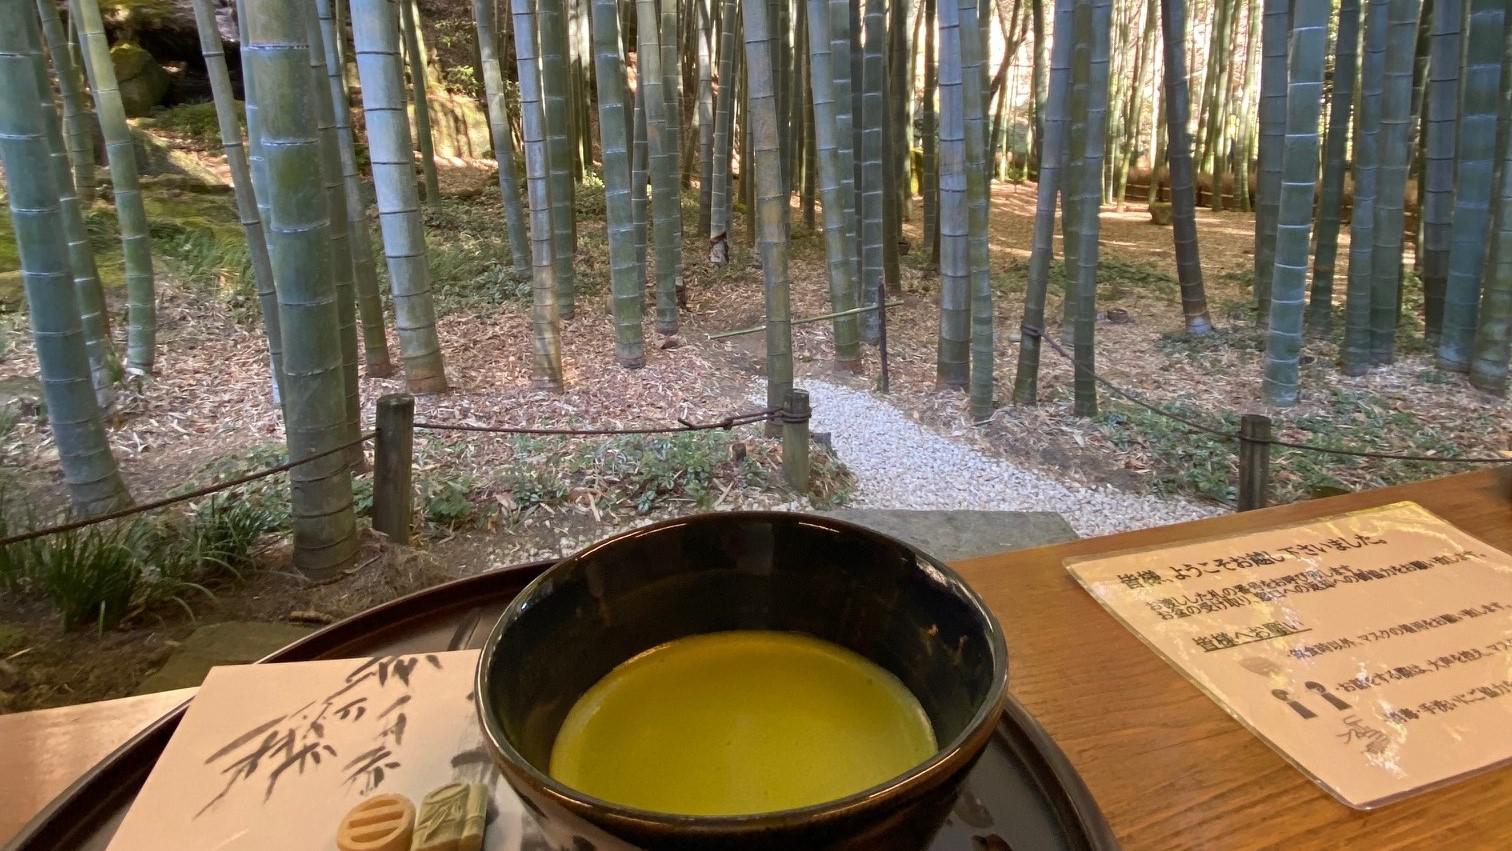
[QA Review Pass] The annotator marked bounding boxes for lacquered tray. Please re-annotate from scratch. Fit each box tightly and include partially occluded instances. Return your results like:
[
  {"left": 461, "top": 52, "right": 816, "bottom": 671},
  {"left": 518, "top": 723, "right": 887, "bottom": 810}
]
[{"left": 7, "top": 560, "right": 1117, "bottom": 850}]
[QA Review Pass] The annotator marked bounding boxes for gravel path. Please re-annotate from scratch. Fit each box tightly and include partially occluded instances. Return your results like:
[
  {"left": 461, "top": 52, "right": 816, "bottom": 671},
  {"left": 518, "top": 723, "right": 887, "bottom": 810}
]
[{"left": 786, "top": 380, "right": 1218, "bottom": 538}]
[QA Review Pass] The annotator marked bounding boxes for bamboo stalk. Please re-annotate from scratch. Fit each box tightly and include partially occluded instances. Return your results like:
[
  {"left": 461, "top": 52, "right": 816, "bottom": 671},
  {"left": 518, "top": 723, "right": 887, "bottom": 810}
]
[
  {"left": 590, "top": 0, "right": 645, "bottom": 368},
  {"left": 473, "top": 0, "right": 532, "bottom": 280},
  {"left": 638, "top": 0, "right": 680, "bottom": 334},
  {"left": 539, "top": 0, "right": 579, "bottom": 319},
  {"left": 70, "top": 0, "right": 156, "bottom": 376},
  {"left": 32, "top": 0, "right": 94, "bottom": 204},
  {"left": 938, "top": 0, "right": 971, "bottom": 389},
  {"left": 512, "top": 0, "right": 565, "bottom": 388},
  {"left": 245, "top": 0, "right": 357, "bottom": 576},
  {"left": 1, "top": 1, "right": 130, "bottom": 515},
  {"left": 398, "top": 0, "right": 441, "bottom": 203}
]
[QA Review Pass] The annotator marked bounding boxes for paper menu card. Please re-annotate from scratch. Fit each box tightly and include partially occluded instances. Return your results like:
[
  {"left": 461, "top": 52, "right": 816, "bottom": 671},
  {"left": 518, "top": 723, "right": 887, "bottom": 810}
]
[
  {"left": 1066, "top": 501, "right": 1512, "bottom": 809},
  {"left": 108, "top": 650, "right": 556, "bottom": 850}
]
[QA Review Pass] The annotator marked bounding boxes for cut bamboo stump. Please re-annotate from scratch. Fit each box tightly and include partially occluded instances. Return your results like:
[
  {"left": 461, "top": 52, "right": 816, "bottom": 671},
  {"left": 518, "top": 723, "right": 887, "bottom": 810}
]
[{"left": 373, "top": 393, "right": 415, "bottom": 544}]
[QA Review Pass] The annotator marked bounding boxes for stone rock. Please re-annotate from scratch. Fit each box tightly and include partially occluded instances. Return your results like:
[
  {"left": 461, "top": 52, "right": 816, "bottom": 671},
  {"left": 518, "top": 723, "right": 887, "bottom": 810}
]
[
  {"left": 134, "top": 621, "right": 313, "bottom": 693},
  {"left": 0, "top": 375, "right": 44, "bottom": 419},
  {"left": 110, "top": 42, "right": 170, "bottom": 117},
  {"left": 821, "top": 509, "right": 1078, "bottom": 563}
]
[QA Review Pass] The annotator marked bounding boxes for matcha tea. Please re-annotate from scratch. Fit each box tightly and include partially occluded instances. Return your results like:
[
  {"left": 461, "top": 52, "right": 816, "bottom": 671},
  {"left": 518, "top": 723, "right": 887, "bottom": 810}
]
[{"left": 548, "top": 630, "right": 938, "bottom": 816}]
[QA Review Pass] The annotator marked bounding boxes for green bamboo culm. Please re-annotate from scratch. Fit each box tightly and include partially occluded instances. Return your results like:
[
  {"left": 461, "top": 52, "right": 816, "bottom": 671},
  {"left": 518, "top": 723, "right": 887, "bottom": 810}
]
[
  {"left": 1438, "top": 0, "right": 1504, "bottom": 371},
  {"left": 659, "top": 0, "right": 684, "bottom": 262},
  {"left": 350, "top": 0, "right": 450, "bottom": 393},
  {"left": 961, "top": 0, "right": 994, "bottom": 421},
  {"left": 473, "top": 0, "right": 532, "bottom": 281},
  {"left": 922, "top": 0, "right": 939, "bottom": 267},
  {"left": 235, "top": 0, "right": 271, "bottom": 256},
  {"left": 1252, "top": 0, "right": 1289, "bottom": 315},
  {"left": 32, "top": 5, "right": 114, "bottom": 408},
  {"left": 1158, "top": 0, "right": 1214, "bottom": 337},
  {"left": 398, "top": 0, "right": 442, "bottom": 204},
  {"left": 589, "top": 0, "right": 645, "bottom": 369},
  {"left": 708, "top": 0, "right": 738, "bottom": 263},
  {"left": 33, "top": 0, "right": 94, "bottom": 204},
  {"left": 189, "top": 0, "right": 283, "bottom": 402},
  {"left": 880, "top": 0, "right": 907, "bottom": 294},
  {"left": 1468, "top": 70, "right": 1512, "bottom": 395},
  {"left": 1367, "top": 0, "right": 1422, "bottom": 366},
  {"left": 306, "top": 3, "right": 365, "bottom": 466},
  {"left": 70, "top": 0, "right": 156, "bottom": 376},
  {"left": 1306, "top": 0, "right": 1360, "bottom": 335},
  {"left": 0, "top": 0, "right": 130, "bottom": 516},
  {"left": 743, "top": 0, "right": 794, "bottom": 425},
  {"left": 829, "top": 0, "right": 861, "bottom": 288},
  {"left": 638, "top": 0, "right": 680, "bottom": 334},
  {"left": 696, "top": 0, "right": 716, "bottom": 238},
  {"left": 1341, "top": 0, "right": 1386, "bottom": 375},
  {"left": 1012, "top": 0, "right": 1073, "bottom": 405},
  {"left": 1417, "top": 0, "right": 1460, "bottom": 342},
  {"left": 244, "top": 0, "right": 358, "bottom": 576},
  {"left": 512, "top": 0, "right": 564, "bottom": 388},
  {"left": 936, "top": 0, "right": 969, "bottom": 389},
  {"left": 316, "top": 0, "right": 396, "bottom": 379},
  {"left": 631, "top": 85, "right": 649, "bottom": 275},
  {"left": 805, "top": 0, "right": 862, "bottom": 373},
  {"left": 1068, "top": 0, "right": 1113, "bottom": 418},
  {"left": 539, "top": 0, "right": 579, "bottom": 319},
  {"left": 1259, "top": 0, "right": 1329, "bottom": 407},
  {"left": 858, "top": 0, "right": 886, "bottom": 344}
]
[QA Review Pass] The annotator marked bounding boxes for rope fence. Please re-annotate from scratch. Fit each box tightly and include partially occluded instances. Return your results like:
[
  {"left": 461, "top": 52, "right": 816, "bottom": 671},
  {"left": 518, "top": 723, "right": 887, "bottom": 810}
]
[
  {"left": 4, "top": 337, "right": 1506, "bottom": 549},
  {"left": 1022, "top": 324, "right": 1512, "bottom": 509}
]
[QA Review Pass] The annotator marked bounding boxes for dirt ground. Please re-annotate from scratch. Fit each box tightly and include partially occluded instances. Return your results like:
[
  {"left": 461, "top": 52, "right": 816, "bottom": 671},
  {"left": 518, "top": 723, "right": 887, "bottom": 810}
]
[{"left": 0, "top": 154, "right": 1507, "bottom": 711}]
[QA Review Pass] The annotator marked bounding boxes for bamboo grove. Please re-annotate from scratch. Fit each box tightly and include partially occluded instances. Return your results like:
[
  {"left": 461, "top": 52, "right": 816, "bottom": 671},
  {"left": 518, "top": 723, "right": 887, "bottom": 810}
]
[{"left": 3, "top": 0, "right": 1511, "bottom": 573}]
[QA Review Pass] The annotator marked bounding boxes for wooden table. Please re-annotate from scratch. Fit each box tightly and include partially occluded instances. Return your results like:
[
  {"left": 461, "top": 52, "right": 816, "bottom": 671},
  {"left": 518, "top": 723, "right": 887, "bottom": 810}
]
[{"left": 3, "top": 468, "right": 1508, "bottom": 848}]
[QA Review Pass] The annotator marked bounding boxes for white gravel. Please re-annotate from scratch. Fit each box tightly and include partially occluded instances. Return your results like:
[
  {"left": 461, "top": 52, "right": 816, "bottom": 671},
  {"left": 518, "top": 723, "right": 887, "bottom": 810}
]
[{"left": 780, "top": 379, "right": 1218, "bottom": 538}]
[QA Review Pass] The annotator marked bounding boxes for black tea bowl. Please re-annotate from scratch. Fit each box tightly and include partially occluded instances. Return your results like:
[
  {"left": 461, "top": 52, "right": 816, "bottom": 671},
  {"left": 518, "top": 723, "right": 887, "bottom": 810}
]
[{"left": 476, "top": 511, "right": 1010, "bottom": 851}]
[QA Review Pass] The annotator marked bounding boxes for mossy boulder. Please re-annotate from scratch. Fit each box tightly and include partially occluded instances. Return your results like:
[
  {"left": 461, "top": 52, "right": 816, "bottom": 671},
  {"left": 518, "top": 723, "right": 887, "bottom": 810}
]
[
  {"left": 110, "top": 42, "right": 170, "bottom": 116},
  {"left": 1149, "top": 202, "right": 1173, "bottom": 226}
]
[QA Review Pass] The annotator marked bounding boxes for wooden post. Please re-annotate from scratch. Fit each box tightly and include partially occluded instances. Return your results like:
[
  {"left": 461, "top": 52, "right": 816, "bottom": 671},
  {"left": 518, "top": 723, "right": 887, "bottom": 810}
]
[
  {"left": 1237, "top": 413, "right": 1272, "bottom": 512},
  {"left": 373, "top": 393, "right": 414, "bottom": 544},
  {"left": 782, "top": 388, "right": 811, "bottom": 493}
]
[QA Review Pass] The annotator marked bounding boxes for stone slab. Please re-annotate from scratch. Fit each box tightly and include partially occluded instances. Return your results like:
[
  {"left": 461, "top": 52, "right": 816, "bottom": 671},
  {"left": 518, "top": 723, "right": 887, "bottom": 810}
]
[
  {"left": 822, "top": 509, "right": 1077, "bottom": 563},
  {"left": 134, "top": 621, "right": 312, "bottom": 695}
]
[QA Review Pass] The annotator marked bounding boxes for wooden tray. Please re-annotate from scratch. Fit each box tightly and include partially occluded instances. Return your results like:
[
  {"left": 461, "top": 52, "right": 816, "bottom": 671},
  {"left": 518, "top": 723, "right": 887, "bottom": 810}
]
[{"left": 8, "top": 560, "right": 1117, "bottom": 850}]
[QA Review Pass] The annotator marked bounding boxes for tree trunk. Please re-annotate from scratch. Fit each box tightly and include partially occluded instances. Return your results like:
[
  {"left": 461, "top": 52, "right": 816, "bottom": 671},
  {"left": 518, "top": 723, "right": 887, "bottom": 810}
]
[
  {"left": 698, "top": 0, "right": 716, "bottom": 237},
  {"left": 1116, "top": 0, "right": 1158, "bottom": 210},
  {"left": 859, "top": 0, "right": 887, "bottom": 343},
  {"left": 1029, "top": 0, "right": 1047, "bottom": 174},
  {"left": 962, "top": 0, "right": 995, "bottom": 419},
  {"left": 1307, "top": 0, "right": 1360, "bottom": 334},
  {"left": 632, "top": 76, "right": 649, "bottom": 272},
  {"left": 305, "top": 4, "right": 365, "bottom": 468},
  {"left": 350, "top": 0, "right": 449, "bottom": 393},
  {"left": 882, "top": 0, "right": 908, "bottom": 295},
  {"left": 1342, "top": 0, "right": 1387, "bottom": 375},
  {"left": 71, "top": 0, "right": 156, "bottom": 376},
  {"left": 1, "top": 5, "right": 131, "bottom": 515},
  {"left": 709, "top": 0, "right": 738, "bottom": 262},
  {"left": 1367, "top": 0, "right": 1422, "bottom": 365},
  {"left": 317, "top": 0, "right": 395, "bottom": 380},
  {"left": 1068, "top": 0, "right": 1112, "bottom": 417},
  {"left": 1469, "top": 64, "right": 1512, "bottom": 394},
  {"left": 540, "top": 0, "right": 579, "bottom": 319},
  {"left": 923, "top": 0, "right": 941, "bottom": 265},
  {"left": 938, "top": 0, "right": 970, "bottom": 388},
  {"left": 590, "top": 0, "right": 646, "bottom": 368},
  {"left": 474, "top": 0, "right": 533, "bottom": 282},
  {"left": 245, "top": 0, "right": 357, "bottom": 576},
  {"left": 742, "top": 0, "right": 794, "bottom": 423},
  {"left": 1160, "top": 0, "right": 1214, "bottom": 336},
  {"left": 1253, "top": 0, "right": 1289, "bottom": 312},
  {"left": 33, "top": 0, "right": 94, "bottom": 204},
  {"left": 35, "top": 0, "right": 115, "bottom": 404},
  {"left": 1013, "top": 0, "right": 1074, "bottom": 403},
  {"left": 1419, "top": 0, "right": 1460, "bottom": 342},
  {"left": 639, "top": 0, "right": 681, "bottom": 334},
  {"left": 1232, "top": 0, "right": 1260, "bottom": 213},
  {"left": 1260, "top": 0, "right": 1328, "bottom": 406},
  {"left": 190, "top": 0, "right": 283, "bottom": 401},
  {"left": 830, "top": 0, "right": 862, "bottom": 288},
  {"left": 1439, "top": 0, "right": 1504, "bottom": 371},
  {"left": 512, "top": 0, "right": 565, "bottom": 388},
  {"left": 806, "top": 0, "right": 862, "bottom": 372},
  {"left": 398, "top": 0, "right": 442, "bottom": 204}
]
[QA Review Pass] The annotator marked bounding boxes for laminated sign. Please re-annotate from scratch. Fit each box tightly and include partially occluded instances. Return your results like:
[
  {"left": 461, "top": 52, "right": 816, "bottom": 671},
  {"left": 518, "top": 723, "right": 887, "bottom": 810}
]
[{"left": 1066, "top": 501, "right": 1512, "bottom": 809}]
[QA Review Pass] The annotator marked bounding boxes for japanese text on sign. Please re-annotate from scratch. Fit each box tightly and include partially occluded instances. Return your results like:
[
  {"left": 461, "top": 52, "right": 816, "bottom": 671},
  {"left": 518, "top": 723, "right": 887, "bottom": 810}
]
[{"left": 1067, "top": 502, "right": 1512, "bottom": 809}]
